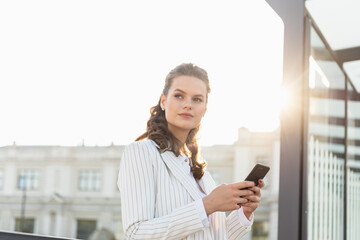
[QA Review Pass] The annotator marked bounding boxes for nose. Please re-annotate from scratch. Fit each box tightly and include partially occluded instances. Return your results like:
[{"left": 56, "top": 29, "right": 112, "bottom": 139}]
[{"left": 183, "top": 98, "right": 192, "bottom": 110}]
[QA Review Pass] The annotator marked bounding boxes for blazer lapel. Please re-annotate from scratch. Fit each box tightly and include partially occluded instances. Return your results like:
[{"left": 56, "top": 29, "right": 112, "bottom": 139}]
[
  {"left": 197, "top": 171, "right": 215, "bottom": 195},
  {"left": 160, "top": 151, "right": 203, "bottom": 201}
]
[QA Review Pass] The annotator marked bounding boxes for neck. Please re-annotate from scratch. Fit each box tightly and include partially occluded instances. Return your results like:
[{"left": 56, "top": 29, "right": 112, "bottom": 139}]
[
  {"left": 168, "top": 126, "right": 189, "bottom": 147},
  {"left": 174, "top": 132, "right": 188, "bottom": 146}
]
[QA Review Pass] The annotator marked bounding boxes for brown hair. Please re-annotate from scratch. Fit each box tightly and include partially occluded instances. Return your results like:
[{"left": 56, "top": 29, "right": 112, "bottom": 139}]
[{"left": 136, "top": 63, "right": 211, "bottom": 180}]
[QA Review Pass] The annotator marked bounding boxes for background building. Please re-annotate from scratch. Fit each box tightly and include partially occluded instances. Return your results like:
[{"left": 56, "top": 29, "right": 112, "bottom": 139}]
[
  {"left": 203, "top": 127, "right": 280, "bottom": 240},
  {"left": 0, "top": 144, "right": 124, "bottom": 240},
  {"left": 0, "top": 128, "right": 280, "bottom": 240}
]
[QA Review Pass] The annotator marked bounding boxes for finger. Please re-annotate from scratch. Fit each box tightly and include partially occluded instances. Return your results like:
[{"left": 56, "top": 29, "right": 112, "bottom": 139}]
[
  {"left": 233, "top": 181, "right": 255, "bottom": 190},
  {"left": 238, "top": 189, "right": 254, "bottom": 197},
  {"left": 236, "top": 197, "right": 249, "bottom": 206},
  {"left": 244, "top": 195, "right": 260, "bottom": 203},
  {"left": 238, "top": 198, "right": 249, "bottom": 204},
  {"left": 242, "top": 202, "right": 258, "bottom": 209},
  {"left": 248, "top": 186, "right": 261, "bottom": 195},
  {"left": 258, "top": 179, "right": 265, "bottom": 188}
]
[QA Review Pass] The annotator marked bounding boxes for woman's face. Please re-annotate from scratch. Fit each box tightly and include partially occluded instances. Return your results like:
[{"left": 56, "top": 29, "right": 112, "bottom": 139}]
[{"left": 161, "top": 75, "right": 207, "bottom": 138}]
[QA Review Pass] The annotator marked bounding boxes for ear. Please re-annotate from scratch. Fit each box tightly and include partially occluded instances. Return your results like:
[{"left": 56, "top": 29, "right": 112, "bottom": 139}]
[
  {"left": 203, "top": 106, "right": 207, "bottom": 117},
  {"left": 160, "top": 93, "right": 166, "bottom": 110}
]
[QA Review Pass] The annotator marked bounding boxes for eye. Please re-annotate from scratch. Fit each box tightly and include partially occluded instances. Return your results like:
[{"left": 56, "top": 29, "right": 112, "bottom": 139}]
[
  {"left": 193, "top": 97, "right": 203, "bottom": 102},
  {"left": 175, "top": 94, "right": 183, "bottom": 99}
]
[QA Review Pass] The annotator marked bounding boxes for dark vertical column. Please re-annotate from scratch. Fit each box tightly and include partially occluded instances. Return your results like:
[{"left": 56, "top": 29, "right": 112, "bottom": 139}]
[{"left": 264, "top": 0, "right": 306, "bottom": 240}]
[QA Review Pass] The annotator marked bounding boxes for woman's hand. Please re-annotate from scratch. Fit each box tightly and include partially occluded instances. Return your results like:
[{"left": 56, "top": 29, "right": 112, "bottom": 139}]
[
  {"left": 202, "top": 181, "right": 255, "bottom": 216},
  {"left": 241, "top": 179, "right": 265, "bottom": 220}
]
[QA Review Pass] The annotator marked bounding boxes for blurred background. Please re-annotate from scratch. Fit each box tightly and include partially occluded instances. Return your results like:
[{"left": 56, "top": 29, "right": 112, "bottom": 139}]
[{"left": 1, "top": 0, "right": 359, "bottom": 240}]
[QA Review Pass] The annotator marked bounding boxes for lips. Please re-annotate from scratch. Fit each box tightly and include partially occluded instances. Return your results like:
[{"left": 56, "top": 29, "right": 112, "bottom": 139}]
[{"left": 178, "top": 113, "right": 193, "bottom": 118}]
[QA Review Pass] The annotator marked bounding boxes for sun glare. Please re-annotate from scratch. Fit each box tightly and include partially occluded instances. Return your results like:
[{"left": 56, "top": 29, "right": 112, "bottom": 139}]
[
  {"left": 1, "top": 0, "right": 284, "bottom": 147},
  {"left": 279, "top": 86, "right": 292, "bottom": 111}
]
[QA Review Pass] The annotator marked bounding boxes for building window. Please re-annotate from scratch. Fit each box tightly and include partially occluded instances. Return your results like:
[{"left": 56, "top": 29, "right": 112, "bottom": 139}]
[
  {"left": 252, "top": 221, "right": 269, "bottom": 240},
  {"left": 78, "top": 170, "right": 102, "bottom": 191},
  {"left": 76, "top": 219, "right": 97, "bottom": 239},
  {"left": 17, "top": 170, "right": 39, "bottom": 190},
  {"left": 14, "top": 218, "right": 35, "bottom": 233},
  {"left": 0, "top": 170, "right": 3, "bottom": 189}
]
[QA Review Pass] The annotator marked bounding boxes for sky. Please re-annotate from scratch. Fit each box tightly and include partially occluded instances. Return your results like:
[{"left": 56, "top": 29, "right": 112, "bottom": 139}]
[{"left": 0, "top": 0, "right": 284, "bottom": 147}]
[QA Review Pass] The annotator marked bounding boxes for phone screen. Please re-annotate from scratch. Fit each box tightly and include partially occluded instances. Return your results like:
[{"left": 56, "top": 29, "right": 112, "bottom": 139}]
[{"left": 244, "top": 163, "right": 270, "bottom": 185}]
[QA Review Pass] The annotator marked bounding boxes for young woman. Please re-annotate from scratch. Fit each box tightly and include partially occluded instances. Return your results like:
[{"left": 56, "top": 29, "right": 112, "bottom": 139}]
[{"left": 117, "top": 63, "right": 264, "bottom": 240}]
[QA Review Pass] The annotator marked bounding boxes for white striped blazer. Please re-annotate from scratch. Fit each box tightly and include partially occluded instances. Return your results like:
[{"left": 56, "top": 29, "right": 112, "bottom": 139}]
[{"left": 117, "top": 139, "right": 251, "bottom": 240}]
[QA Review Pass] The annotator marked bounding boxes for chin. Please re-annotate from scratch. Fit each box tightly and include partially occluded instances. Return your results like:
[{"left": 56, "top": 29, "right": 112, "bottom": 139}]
[
  {"left": 171, "top": 120, "right": 200, "bottom": 132},
  {"left": 178, "top": 126, "right": 194, "bottom": 131}
]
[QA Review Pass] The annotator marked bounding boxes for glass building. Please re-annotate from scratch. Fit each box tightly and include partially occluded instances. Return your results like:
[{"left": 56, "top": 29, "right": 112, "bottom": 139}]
[{"left": 266, "top": 0, "right": 360, "bottom": 239}]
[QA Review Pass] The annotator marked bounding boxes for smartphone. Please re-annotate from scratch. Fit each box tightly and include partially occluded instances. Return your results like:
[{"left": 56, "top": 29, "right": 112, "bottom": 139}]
[{"left": 244, "top": 163, "right": 270, "bottom": 186}]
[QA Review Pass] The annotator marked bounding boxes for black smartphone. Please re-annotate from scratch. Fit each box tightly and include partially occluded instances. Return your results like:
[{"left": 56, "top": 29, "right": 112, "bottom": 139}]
[{"left": 244, "top": 163, "right": 270, "bottom": 186}]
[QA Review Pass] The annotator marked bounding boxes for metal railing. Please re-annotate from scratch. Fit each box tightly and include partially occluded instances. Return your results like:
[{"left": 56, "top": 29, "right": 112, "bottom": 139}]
[{"left": 307, "top": 136, "right": 344, "bottom": 240}]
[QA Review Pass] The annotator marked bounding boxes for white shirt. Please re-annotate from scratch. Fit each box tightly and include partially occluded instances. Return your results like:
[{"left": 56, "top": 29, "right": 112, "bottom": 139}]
[{"left": 178, "top": 154, "right": 253, "bottom": 228}]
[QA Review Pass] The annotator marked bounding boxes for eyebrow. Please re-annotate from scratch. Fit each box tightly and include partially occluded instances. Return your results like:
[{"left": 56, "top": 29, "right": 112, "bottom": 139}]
[{"left": 174, "top": 89, "right": 205, "bottom": 98}]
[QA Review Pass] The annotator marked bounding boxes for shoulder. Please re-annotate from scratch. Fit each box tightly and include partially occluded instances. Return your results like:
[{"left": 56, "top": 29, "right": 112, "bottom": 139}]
[
  {"left": 122, "top": 139, "right": 159, "bottom": 159},
  {"left": 119, "top": 140, "right": 160, "bottom": 177},
  {"left": 126, "top": 139, "right": 158, "bottom": 151}
]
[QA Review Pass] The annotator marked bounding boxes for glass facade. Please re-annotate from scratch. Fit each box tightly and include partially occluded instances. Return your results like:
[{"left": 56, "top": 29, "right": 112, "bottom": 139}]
[
  {"left": 307, "top": 25, "right": 360, "bottom": 240},
  {"left": 346, "top": 80, "right": 360, "bottom": 239},
  {"left": 307, "top": 26, "right": 346, "bottom": 240}
]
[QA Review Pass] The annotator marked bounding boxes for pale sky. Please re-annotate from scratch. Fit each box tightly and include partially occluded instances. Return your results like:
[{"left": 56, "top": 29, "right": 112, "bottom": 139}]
[{"left": 0, "top": 0, "right": 284, "bottom": 147}]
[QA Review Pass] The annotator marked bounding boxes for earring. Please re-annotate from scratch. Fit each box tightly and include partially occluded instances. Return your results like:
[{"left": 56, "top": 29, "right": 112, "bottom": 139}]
[{"left": 161, "top": 106, "right": 164, "bottom": 111}]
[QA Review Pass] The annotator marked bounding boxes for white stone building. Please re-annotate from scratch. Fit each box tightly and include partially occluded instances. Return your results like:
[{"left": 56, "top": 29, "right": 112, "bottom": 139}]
[
  {"left": 0, "top": 127, "right": 279, "bottom": 240},
  {"left": 202, "top": 127, "right": 280, "bottom": 240},
  {"left": 0, "top": 144, "right": 125, "bottom": 239}
]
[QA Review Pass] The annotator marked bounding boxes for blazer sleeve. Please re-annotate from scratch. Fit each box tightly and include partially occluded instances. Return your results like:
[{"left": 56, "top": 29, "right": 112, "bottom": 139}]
[
  {"left": 226, "top": 210, "right": 252, "bottom": 240},
  {"left": 117, "top": 141, "right": 205, "bottom": 240},
  {"left": 203, "top": 171, "right": 252, "bottom": 240}
]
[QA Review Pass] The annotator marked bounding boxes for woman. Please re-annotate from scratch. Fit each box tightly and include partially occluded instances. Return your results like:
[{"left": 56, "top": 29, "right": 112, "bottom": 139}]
[{"left": 117, "top": 63, "right": 264, "bottom": 240}]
